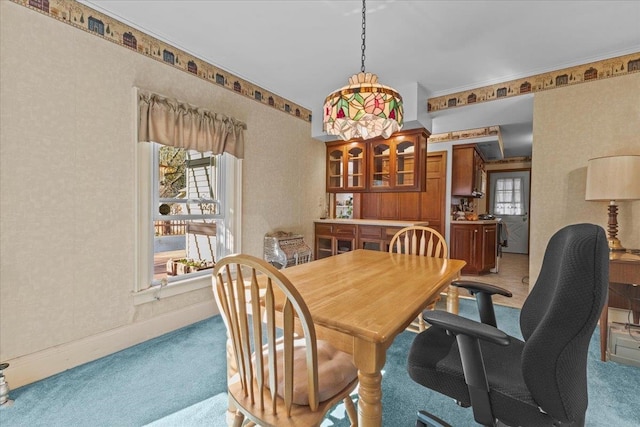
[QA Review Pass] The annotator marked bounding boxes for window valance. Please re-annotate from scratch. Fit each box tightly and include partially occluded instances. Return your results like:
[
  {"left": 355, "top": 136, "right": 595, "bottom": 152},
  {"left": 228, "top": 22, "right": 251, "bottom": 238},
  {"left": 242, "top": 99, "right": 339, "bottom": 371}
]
[{"left": 138, "top": 91, "right": 246, "bottom": 159}]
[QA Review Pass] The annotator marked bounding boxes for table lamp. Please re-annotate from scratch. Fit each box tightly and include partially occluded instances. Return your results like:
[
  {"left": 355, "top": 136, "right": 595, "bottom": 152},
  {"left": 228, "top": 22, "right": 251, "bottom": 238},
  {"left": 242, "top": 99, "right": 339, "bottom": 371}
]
[{"left": 585, "top": 154, "right": 640, "bottom": 252}]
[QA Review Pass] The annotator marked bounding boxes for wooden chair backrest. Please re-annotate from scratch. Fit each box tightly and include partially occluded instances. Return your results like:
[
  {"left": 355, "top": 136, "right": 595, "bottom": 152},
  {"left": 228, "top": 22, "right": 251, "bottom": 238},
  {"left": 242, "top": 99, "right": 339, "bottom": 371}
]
[
  {"left": 389, "top": 226, "right": 448, "bottom": 259},
  {"left": 212, "top": 254, "right": 320, "bottom": 416}
]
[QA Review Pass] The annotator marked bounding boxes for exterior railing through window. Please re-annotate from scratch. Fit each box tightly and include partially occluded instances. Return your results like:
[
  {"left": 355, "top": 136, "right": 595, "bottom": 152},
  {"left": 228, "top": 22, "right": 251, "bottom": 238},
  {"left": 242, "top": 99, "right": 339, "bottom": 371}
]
[{"left": 154, "top": 220, "right": 186, "bottom": 236}]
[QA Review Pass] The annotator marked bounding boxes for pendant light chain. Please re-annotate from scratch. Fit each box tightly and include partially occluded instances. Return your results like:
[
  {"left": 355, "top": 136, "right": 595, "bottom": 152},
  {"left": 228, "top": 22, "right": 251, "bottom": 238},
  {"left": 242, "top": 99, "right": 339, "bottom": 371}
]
[
  {"left": 323, "top": 0, "right": 403, "bottom": 141},
  {"left": 361, "top": 0, "right": 366, "bottom": 73}
]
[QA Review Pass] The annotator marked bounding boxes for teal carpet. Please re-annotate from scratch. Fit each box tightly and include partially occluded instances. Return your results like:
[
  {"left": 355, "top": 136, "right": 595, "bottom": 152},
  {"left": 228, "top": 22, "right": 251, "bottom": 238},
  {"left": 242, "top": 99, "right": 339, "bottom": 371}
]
[{"left": 1, "top": 300, "right": 639, "bottom": 426}]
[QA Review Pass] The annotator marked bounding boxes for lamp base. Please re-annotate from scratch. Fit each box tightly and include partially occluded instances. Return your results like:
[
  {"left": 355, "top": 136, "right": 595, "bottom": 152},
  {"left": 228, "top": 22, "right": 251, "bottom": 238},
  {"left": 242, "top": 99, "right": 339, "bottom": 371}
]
[
  {"left": 608, "top": 237, "right": 626, "bottom": 252},
  {"left": 606, "top": 201, "right": 626, "bottom": 253}
]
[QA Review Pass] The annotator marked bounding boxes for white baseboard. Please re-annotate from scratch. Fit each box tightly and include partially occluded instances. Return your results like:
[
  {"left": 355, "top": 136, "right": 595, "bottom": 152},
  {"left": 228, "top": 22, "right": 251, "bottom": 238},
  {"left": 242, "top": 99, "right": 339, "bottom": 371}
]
[{"left": 4, "top": 301, "right": 219, "bottom": 389}]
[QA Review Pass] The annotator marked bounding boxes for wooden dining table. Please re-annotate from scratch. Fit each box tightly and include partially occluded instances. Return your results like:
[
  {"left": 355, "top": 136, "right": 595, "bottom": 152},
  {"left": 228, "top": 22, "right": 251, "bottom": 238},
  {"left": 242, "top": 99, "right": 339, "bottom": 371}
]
[{"left": 275, "top": 249, "right": 466, "bottom": 427}]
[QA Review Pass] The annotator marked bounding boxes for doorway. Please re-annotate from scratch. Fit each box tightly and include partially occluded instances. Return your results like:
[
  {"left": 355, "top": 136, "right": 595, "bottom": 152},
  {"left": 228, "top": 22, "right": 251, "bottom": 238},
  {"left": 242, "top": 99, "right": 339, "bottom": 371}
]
[{"left": 488, "top": 170, "right": 530, "bottom": 254}]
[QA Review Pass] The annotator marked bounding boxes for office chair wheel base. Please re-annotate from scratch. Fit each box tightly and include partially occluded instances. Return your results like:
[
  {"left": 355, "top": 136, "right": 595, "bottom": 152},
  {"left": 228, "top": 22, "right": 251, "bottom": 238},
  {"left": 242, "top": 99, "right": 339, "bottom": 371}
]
[{"left": 416, "top": 410, "right": 452, "bottom": 427}]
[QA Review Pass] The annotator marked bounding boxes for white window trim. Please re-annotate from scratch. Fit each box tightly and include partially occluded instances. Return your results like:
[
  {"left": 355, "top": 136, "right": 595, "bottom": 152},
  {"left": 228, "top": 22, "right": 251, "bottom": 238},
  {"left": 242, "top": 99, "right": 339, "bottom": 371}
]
[{"left": 133, "top": 142, "right": 242, "bottom": 306}]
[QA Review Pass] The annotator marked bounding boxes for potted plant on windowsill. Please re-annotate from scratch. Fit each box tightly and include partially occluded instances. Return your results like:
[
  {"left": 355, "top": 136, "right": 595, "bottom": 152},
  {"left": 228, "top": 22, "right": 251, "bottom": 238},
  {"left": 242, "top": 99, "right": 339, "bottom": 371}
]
[{"left": 166, "top": 258, "right": 215, "bottom": 275}]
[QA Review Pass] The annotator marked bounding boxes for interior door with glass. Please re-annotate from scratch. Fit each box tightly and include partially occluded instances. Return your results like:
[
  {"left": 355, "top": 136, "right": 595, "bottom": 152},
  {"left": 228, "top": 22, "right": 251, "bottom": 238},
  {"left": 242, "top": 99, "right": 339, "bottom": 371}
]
[{"left": 489, "top": 171, "right": 530, "bottom": 254}]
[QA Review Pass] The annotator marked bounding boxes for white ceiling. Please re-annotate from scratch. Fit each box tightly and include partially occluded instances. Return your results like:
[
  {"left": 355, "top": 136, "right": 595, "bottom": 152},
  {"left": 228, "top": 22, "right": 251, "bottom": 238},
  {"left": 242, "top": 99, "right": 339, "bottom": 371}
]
[{"left": 80, "top": 0, "right": 640, "bottom": 158}]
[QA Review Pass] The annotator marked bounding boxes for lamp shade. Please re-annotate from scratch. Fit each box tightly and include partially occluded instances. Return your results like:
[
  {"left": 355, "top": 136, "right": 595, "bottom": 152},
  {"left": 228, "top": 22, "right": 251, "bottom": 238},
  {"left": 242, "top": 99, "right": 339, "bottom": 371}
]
[
  {"left": 585, "top": 155, "right": 640, "bottom": 201},
  {"left": 323, "top": 72, "right": 403, "bottom": 140}
]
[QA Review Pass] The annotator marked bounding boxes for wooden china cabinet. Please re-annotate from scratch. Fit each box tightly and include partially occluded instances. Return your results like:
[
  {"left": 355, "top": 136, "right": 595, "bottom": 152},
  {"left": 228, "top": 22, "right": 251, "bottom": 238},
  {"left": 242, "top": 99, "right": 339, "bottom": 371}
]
[{"left": 318, "top": 128, "right": 440, "bottom": 260}]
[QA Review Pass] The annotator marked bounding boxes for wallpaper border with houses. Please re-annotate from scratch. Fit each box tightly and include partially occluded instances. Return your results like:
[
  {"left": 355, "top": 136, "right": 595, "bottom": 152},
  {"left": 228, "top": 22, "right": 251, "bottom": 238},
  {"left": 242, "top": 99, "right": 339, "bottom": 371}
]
[
  {"left": 12, "top": 0, "right": 640, "bottom": 122},
  {"left": 428, "top": 52, "right": 640, "bottom": 113}
]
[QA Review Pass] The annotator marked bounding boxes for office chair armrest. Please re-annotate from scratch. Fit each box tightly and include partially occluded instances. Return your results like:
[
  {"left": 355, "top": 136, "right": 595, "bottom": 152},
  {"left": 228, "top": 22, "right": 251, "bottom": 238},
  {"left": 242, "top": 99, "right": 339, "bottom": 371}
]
[
  {"left": 450, "top": 280, "right": 512, "bottom": 327},
  {"left": 423, "top": 310, "right": 509, "bottom": 426},
  {"left": 451, "top": 280, "right": 512, "bottom": 297},
  {"left": 422, "top": 310, "right": 510, "bottom": 346}
]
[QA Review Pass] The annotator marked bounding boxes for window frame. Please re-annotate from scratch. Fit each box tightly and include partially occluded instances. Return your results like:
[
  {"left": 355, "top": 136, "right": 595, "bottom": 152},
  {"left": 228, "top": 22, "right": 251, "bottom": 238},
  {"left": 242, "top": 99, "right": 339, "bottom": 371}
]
[
  {"left": 134, "top": 141, "right": 242, "bottom": 305},
  {"left": 493, "top": 177, "right": 524, "bottom": 215}
]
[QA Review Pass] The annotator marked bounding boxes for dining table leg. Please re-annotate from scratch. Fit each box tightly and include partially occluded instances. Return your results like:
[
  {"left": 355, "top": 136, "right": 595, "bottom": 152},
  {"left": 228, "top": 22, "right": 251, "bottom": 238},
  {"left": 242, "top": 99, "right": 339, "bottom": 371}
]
[
  {"left": 353, "top": 338, "right": 387, "bottom": 427},
  {"left": 446, "top": 283, "right": 459, "bottom": 314}
]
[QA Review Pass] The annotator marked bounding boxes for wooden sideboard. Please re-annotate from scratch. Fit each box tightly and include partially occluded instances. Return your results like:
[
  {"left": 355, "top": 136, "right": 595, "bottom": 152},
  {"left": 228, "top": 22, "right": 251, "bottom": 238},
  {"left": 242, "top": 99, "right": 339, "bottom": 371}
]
[
  {"left": 314, "top": 219, "right": 428, "bottom": 260},
  {"left": 599, "top": 253, "right": 640, "bottom": 361}
]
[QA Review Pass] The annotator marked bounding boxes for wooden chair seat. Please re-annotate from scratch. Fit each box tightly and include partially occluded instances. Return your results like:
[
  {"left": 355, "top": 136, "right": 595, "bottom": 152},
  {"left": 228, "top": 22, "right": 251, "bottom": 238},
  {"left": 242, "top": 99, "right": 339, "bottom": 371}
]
[{"left": 255, "top": 338, "right": 357, "bottom": 405}]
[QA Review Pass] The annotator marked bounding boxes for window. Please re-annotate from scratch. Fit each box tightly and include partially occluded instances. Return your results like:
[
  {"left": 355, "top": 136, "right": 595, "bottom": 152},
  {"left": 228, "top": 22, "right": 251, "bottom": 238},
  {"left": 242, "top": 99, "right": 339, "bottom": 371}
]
[
  {"left": 136, "top": 142, "right": 241, "bottom": 303},
  {"left": 153, "top": 144, "right": 221, "bottom": 284},
  {"left": 494, "top": 177, "right": 524, "bottom": 215}
]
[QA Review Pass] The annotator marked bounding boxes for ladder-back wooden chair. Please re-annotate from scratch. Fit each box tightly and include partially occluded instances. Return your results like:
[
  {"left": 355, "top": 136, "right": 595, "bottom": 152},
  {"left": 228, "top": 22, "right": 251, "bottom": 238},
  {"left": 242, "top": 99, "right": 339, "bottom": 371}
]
[
  {"left": 389, "top": 226, "right": 450, "bottom": 332},
  {"left": 212, "top": 254, "right": 359, "bottom": 427}
]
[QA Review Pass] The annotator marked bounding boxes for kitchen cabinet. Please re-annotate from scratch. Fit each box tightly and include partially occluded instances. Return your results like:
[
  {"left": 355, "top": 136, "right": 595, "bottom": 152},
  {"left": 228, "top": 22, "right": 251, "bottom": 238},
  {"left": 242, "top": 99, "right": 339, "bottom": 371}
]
[
  {"left": 325, "top": 128, "right": 427, "bottom": 193},
  {"left": 326, "top": 141, "right": 367, "bottom": 192},
  {"left": 450, "top": 221, "right": 497, "bottom": 274},
  {"left": 451, "top": 145, "right": 486, "bottom": 197},
  {"left": 314, "top": 222, "right": 356, "bottom": 259}
]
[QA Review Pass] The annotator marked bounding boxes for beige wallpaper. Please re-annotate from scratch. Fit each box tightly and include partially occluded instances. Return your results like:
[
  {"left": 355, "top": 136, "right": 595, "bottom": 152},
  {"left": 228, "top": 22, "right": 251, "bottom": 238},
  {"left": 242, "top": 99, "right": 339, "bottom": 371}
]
[
  {"left": 530, "top": 72, "right": 640, "bottom": 284},
  {"left": 0, "top": 2, "right": 324, "bottom": 361}
]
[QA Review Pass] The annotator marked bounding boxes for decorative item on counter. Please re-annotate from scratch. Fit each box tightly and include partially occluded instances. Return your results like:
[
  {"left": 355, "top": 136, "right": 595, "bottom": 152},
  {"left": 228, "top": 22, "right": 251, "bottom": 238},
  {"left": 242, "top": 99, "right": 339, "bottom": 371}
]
[
  {"left": 264, "top": 232, "right": 312, "bottom": 269},
  {"left": 465, "top": 212, "right": 479, "bottom": 221}
]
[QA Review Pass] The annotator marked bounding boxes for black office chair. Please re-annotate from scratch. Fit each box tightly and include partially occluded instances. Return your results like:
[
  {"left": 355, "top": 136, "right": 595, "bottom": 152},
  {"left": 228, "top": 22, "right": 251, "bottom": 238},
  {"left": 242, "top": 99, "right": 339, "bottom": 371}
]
[{"left": 407, "top": 223, "right": 609, "bottom": 427}]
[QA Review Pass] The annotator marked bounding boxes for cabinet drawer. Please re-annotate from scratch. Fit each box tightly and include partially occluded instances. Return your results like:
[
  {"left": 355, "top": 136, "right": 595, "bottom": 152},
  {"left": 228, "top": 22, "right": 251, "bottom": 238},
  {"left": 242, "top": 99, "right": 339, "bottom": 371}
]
[
  {"left": 359, "top": 225, "right": 383, "bottom": 239},
  {"left": 315, "top": 224, "right": 333, "bottom": 235},
  {"left": 334, "top": 224, "right": 356, "bottom": 236},
  {"left": 315, "top": 222, "right": 356, "bottom": 237},
  {"left": 385, "top": 227, "right": 403, "bottom": 239}
]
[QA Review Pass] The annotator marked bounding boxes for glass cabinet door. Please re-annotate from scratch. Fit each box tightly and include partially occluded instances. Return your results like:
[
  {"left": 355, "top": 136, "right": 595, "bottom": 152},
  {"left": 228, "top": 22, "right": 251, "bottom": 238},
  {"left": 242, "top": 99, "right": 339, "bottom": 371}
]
[
  {"left": 370, "top": 141, "right": 391, "bottom": 189},
  {"left": 327, "top": 148, "right": 344, "bottom": 190},
  {"left": 316, "top": 236, "right": 334, "bottom": 259},
  {"left": 336, "top": 238, "right": 354, "bottom": 254},
  {"left": 395, "top": 139, "right": 416, "bottom": 187},
  {"left": 346, "top": 145, "right": 366, "bottom": 190}
]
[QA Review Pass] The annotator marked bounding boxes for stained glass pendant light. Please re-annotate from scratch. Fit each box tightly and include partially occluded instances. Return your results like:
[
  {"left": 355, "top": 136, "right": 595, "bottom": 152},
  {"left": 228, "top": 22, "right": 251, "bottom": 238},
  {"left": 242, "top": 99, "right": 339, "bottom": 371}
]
[{"left": 323, "top": 0, "right": 403, "bottom": 140}]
